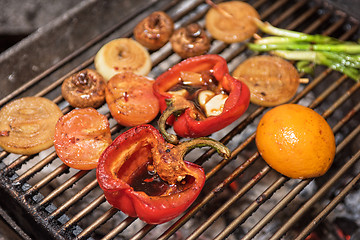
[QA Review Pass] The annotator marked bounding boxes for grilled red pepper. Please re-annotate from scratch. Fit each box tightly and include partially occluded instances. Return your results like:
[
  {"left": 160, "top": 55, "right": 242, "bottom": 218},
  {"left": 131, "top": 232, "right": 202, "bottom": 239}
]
[
  {"left": 96, "top": 124, "right": 230, "bottom": 224},
  {"left": 153, "top": 54, "right": 250, "bottom": 143}
]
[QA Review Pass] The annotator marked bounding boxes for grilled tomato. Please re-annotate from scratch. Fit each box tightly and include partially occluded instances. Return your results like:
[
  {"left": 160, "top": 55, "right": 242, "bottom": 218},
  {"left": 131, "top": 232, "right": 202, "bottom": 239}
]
[
  {"left": 54, "top": 108, "right": 112, "bottom": 170},
  {"left": 105, "top": 72, "right": 160, "bottom": 127}
]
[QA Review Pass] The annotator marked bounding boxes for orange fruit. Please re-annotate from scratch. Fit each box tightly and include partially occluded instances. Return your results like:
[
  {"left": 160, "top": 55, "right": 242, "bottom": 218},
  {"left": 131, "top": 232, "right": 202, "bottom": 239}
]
[{"left": 255, "top": 104, "right": 336, "bottom": 179}]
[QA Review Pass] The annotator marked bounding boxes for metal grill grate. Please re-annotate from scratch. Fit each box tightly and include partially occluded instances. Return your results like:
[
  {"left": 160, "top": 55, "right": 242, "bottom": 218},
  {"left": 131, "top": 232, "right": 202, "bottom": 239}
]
[{"left": 0, "top": 0, "right": 359, "bottom": 239}]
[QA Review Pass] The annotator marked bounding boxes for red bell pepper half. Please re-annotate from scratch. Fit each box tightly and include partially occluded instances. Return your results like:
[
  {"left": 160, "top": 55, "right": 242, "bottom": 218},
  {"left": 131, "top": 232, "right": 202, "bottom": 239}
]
[
  {"left": 153, "top": 54, "right": 250, "bottom": 143},
  {"left": 96, "top": 124, "right": 230, "bottom": 224}
]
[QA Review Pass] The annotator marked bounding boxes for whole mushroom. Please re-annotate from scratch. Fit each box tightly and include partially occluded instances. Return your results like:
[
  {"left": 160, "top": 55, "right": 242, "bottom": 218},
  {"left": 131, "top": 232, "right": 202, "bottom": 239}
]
[
  {"left": 170, "top": 23, "right": 211, "bottom": 59},
  {"left": 62, "top": 69, "right": 106, "bottom": 108},
  {"left": 133, "top": 11, "right": 174, "bottom": 51}
]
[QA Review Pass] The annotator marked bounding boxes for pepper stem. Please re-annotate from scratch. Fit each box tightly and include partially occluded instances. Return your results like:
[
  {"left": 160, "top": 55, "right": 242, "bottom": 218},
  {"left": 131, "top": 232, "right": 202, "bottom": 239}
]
[
  {"left": 175, "top": 137, "right": 231, "bottom": 160},
  {"left": 158, "top": 97, "right": 193, "bottom": 144}
]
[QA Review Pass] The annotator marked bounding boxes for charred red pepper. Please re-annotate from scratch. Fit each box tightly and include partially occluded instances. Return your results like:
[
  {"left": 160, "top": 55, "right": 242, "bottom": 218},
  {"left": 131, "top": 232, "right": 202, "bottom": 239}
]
[
  {"left": 96, "top": 124, "right": 230, "bottom": 224},
  {"left": 153, "top": 54, "right": 250, "bottom": 143}
]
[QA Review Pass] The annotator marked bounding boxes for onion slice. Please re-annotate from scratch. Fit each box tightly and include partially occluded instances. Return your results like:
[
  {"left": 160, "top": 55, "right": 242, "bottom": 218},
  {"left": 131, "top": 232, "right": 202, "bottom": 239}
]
[
  {"left": 94, "top": 38, "right": 152, "bottom": 81},
  {"left": 0, "top": 97, "right": 63, "bottom": 155},
  {"left": 232, "top": 55, "right": 300, "bottom": 107},
  {"left": 205, "top": 1, "right": 260, "bottom": 43}
]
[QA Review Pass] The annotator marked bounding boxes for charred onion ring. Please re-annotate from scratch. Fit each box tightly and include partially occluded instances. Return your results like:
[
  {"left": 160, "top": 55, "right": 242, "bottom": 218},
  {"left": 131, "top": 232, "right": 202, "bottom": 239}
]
[
  {"left": 205, "top": 1, "right": 260, "bottom": 43},
  {"left": 170, "top": 23, "right": 211, "bottom": 58},
  {"left": 134, "top": 11, "right": 174, "bottom": 50},
  {"left": 94, "top": 38, "right": 152, "bottom": 81},
  {"left": 232, "top": 55, "right": 300, "bottom": 107},
  {"left": 0, "top": 97, "right": 63, "bottom": 155},
  {"left": 61, "top": 69, "right": 106, "bottom": 108}
]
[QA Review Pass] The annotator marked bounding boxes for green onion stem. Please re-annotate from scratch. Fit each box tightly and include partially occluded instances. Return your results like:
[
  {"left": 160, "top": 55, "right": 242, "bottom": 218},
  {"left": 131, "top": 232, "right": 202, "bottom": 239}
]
[{"left": 248, "top": 43, "right": 360, "bottom": 54}]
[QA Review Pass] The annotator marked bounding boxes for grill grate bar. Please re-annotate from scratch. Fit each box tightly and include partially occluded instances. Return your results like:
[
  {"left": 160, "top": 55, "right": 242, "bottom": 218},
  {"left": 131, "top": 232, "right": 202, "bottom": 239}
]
[
  {"left": 270, "top": 0, "right": 308, "bottom": 26},
  {"left": 101, "top": 217, "right": 137, "bottom": 240},
  {"left": 322, "top": 82, "right": 360, "bottom": 117},
  {"left": 62, "top": 194, "right": 106, "bottom": 231},
  {"left": 241, "top": 177, "right": 307, "bottom": 240},
  {"left": 25, "top": 164, "right": 69, "bottom": 196},
  {"left": 215, "top": 68, "right": 360, "bottom": 238},
  {"left": 158, "top": 5, "right": 360, "bottom": 238},
  {"left": 153, "top": 3, "right": 359, "bottom": 240},
  {"left": 130, "top": 224, "right": 156, "bottom": 240},
  {"left": 39, "top": 170, "right": 89, "bottom": 206},
  {"left": 216, "top": 104, "right": 360, "bottom": 239},
  {"left": 14, "top": 151, "right": 58, "bottom": 184},
  {"left": 333, "top": 101, "right": 360, "bottom": 133},
  {"left": 187, "top": 165, "right": 274, "bottom": 240},
  {"left": 4, "top": 155, "right": 30, "bottom": 172},
  {"left": 47, "top": 179, "right": 99, "bottom": 220},
  {"left": 269, "top": 127, "right": 360, "bottom": 240},
  {"left": 322, "top": 14, "right": 346, "bottom": 35},
  {"left": 260, "top": 0, "right": 289, "bottom": 19},
  {"left": 76, "top": 207, "right": 119, "bottom": 240},
  {"left": 310, "top": 75, "right": 348, "bottom": 109},
  {"left": 295, "top": 163, "right": 360, "bottom": 240},
  {"left": 285, "top": 5, "right": 320, "bottom": 31}
]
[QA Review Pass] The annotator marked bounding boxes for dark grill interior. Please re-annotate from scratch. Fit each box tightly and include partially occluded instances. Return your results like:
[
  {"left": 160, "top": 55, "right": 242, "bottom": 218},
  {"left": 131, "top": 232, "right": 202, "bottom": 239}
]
[{"left": 0, "top": 0, "right": 359, "bottom": 239}]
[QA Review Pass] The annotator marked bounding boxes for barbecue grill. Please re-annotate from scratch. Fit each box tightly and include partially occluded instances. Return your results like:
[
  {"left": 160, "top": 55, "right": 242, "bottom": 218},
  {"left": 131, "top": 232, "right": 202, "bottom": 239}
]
[{"left": 0, "top": 0, "right": 359, "bottom": 239}]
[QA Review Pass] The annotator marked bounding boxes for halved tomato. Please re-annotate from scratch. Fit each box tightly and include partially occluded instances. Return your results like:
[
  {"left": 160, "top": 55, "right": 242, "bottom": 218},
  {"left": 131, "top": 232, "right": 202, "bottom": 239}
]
[
  {"left": 105, "top": 72, "right": 160, "bottom": 127},
  {"left": 54, "top": 108, "right": 112, "bottom": 170}
]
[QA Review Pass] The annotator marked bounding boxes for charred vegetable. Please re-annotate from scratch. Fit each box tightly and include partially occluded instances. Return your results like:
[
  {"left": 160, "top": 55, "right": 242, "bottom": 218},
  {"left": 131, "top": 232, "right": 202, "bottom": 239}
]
[
  {"left": 170, "top": 23, "right": 211, "bottom": 58},
  {"left": 134, "top": 11, "right": 174, "bottom": 50},
  {"left": 153, "top": 54, "right": 250, "bottom": 142},
  {"left": 0, "top": 97, "right": 63, "bottom": 155},
  {"left": 61, "top": 69, "right": 106, "bottom": 108},
  {"left": 97, "top": 124, "right": 230, "bottom": 224},
  {"left": 248, "top": 18, "right": 360, "bottom": 82}
]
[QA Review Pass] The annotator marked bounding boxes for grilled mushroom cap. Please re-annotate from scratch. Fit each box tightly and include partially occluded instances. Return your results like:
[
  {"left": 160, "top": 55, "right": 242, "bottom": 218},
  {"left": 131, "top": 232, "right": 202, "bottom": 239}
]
[
  {"left": 170, "top": 23, "right": 211, "bottom": 59},
  {"left": 133, "top": 11, "right": 174, "bottom": 50},
  {"left": 62, "top": 69, "right": 106, "bottom": 108}
]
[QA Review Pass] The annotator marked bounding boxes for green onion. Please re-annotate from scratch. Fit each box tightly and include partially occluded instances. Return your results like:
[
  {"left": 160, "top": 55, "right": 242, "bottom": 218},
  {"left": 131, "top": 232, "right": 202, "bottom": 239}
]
[{"left": 248, "top": 18, "right": 360, "bottom": 82}]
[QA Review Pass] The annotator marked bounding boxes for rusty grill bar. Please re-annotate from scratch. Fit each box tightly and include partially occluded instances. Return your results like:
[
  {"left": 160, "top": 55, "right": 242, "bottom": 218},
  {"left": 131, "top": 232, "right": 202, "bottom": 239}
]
[{"left": 0, "top": 0, "right": 359, "bottom": 239}]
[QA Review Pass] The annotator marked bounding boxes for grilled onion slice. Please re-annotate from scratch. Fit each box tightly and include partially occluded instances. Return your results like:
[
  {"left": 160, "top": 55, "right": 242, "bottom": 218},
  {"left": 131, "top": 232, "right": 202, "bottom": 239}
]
[
  {"left": 0, "top": 97, "right": 63, "bottom": 155},
  {"left": 232, "top": 55, "right": 300, "bottom": 107},
  {"left": 205, "top": 1, "right": 260, "bottom": 43},
  {"left": 94, "top": 38, "right": 152, "bottom": 81}
]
